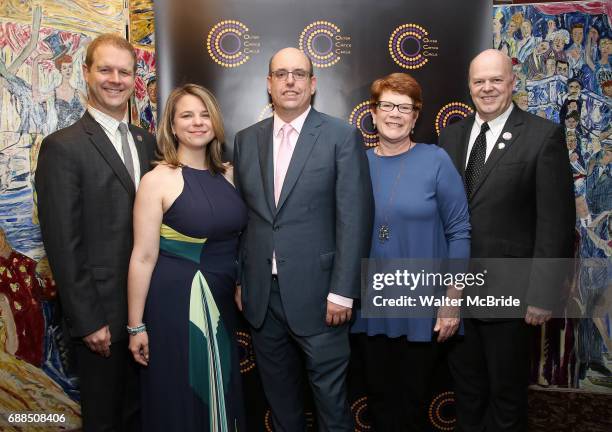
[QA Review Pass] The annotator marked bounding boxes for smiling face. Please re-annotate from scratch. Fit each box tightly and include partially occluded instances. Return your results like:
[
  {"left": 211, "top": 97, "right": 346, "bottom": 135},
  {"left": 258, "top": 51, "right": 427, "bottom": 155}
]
[
  {"left": 172, "top": 94, "right": 215, "bottom": 150},
  {"left": 267, "top": 48, "right": 316, "bottom": 122},
  {"left": 553, "top": 35, "right": 565, "bottom": 52},
  {"left": 521, "top": 21, "right": 532, "bottom": 38},
  {"left": 371, "top": 90, "right": 419, "bottom": 148},
  {"left": 469, "top": 50, "right": 516, "bottom": 122},
  {"left": 83, "top": 43, "right": 135, "bottom": 120}
]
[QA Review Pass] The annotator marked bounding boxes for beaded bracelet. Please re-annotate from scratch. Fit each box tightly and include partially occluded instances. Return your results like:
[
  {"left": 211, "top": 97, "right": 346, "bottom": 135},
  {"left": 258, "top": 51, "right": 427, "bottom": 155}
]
[{"left": 126, "top": 323, "right": 147, "bottom": 335}]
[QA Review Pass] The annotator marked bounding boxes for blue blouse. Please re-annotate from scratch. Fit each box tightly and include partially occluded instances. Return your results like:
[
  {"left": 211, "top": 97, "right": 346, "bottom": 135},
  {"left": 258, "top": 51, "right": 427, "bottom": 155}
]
[{"left": 351, "top": 144, "right": 471, "bottom": 341}]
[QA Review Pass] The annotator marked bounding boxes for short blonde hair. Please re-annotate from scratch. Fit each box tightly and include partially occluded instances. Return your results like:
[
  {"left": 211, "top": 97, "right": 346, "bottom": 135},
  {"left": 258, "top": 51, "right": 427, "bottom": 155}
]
[
  {"left": 156, "top": 84, "right": 226, "bottom": 175},
  {"left": 85, "top": 33, "right": 136, "bottom": 72}
]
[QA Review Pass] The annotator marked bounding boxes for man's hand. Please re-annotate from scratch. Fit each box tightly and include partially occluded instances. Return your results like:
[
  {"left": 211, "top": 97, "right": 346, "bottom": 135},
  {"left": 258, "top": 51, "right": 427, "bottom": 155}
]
[
  {"left": 525, "top": 305, "right": 552, "bottom": 326},
  {"left": 234, "top": 284, "right": 242, "bottom": 311},
  {"left": 82, "top": 325, "right": 111, "bottom": 357},
  {"left": 326, "top": 301, "right": 352, "bottom": 326},
  {"left": 434, "top": 305, "right": 460, "bottom": 342}
]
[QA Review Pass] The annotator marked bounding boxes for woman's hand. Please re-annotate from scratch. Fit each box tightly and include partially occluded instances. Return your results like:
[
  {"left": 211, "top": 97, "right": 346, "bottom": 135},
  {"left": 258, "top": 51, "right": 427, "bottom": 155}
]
[
  {"left": 129, "top": 332, "right": 150, "bottom": 366},
  {"left": 434, "top": 305, "right": 460, "bottom": 342}
]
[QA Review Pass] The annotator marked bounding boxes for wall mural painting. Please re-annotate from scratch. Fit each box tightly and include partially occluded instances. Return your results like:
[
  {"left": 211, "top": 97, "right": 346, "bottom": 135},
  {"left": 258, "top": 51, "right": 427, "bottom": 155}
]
[
  {"left": 494, "top": 1, "right": 611, "bottom": 393},
  {"left": 132, "top": 46, "right": 157, "bottom": 135},
  {"left": 129, "top": 0, "right": 155, "bottom": 47},
  {"left": 0, "top": 1, "right": 123, "bottom": 427}
]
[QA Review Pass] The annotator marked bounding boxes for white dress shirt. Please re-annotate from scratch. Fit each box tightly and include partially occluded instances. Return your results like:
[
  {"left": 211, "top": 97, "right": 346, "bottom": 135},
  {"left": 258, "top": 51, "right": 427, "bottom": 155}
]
[
  {"left": 271, "top": 107, "right": 352, "bottom": 308},
  {"left": 88, "top": 106, "right": 142, "bottom": 189},
  {"left": 465, "top": 104, "right": 514, "bottom": 168}
]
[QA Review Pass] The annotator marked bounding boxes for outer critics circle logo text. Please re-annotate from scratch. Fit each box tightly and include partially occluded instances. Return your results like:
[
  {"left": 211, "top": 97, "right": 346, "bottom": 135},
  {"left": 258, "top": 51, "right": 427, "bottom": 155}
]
[
  {"left": 388, "top": 23, "right": 438, "bottom": 70},
  {"left": 207, "top": 20, "right": 260, "bottom": 67},
  {"left": 299, "top": 21, "right": 350, "bottom": 68}
]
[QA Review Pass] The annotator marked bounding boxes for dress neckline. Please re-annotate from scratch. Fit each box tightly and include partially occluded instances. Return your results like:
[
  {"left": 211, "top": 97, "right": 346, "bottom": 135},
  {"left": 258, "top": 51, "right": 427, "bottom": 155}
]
[{"left": 373, "top": 143, "right": 420, "bottom": 159}]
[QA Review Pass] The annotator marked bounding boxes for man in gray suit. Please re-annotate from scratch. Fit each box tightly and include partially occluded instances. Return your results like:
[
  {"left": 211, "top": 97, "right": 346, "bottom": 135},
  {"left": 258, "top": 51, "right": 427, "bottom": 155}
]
[{"left": 233, "top": 47, "right": 373, "bottom": 431}]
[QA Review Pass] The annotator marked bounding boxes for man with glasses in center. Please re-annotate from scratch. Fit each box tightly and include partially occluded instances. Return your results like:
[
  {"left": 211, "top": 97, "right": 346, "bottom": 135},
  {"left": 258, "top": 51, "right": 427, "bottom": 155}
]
[{"left": 233, "top": 47, "right": 373, "bottom": 431}]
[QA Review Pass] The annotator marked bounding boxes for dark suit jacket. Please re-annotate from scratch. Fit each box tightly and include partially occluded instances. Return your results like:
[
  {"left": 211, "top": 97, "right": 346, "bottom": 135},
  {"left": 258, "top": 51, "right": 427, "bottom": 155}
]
[
  {"left": 439, "top": 106, "right": 575, "bottom": 311},
  {"left": 233, "top": 108, "right": 374, "bottom": 336},
  {"left": 35, "top": 111, "right": 156, "bottom": 343}
]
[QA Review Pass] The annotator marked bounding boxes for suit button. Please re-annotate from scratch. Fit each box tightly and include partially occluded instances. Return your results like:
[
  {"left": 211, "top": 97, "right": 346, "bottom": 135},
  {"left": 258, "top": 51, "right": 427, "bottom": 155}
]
[{"left": 273, "top": 226, "right": 280, "bottom": 231}]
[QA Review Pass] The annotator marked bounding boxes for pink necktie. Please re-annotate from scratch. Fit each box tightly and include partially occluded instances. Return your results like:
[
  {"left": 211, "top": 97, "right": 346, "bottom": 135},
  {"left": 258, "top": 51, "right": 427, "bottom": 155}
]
[{"left": 274, "top": 123, "right": 294, "bottom": 205}]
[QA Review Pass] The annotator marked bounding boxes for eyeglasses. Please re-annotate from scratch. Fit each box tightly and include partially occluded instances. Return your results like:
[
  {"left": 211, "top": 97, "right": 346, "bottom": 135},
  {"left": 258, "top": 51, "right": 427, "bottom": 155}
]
[
  {"left": 377, "top": 101, "right": 417, "bottom": 114},
  {"left": 269, "top": 69, "right": 311, "bottom": 81}
]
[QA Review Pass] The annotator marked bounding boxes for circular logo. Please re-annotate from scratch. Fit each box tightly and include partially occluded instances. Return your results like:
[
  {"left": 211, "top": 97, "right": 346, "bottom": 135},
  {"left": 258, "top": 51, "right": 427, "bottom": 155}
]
[
  {"left": 258, "top": 103, "right": 274, "bottom": 122},
  {"left": 428, "top": 391, "right": 456, "bottom": 431},
  {"left": 351, "top": 396, "right": 371, "bottom": 432},
  {"left": 236, "top": 331, "right": 256, "bottom": 373},
  {"left": 389, "top": 23, "right": 430, "bottom": 70},
  {"left": 434, "top": 102, "right": 474, "bottom": 135},
  {"left": 206, "top": 20, "right": 250, "bottom": 67},
  {"left": 299, "top": 21, "right": 342, "bottom": 68},
  {"left": 349, "top": 101, "right": 378, "bottom": 147}
]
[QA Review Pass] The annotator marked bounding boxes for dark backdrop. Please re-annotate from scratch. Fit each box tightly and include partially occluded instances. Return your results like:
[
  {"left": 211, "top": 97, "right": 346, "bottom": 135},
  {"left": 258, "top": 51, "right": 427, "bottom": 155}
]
[{"left": 155, "top": 1, "right": 491, "bottom": 429}]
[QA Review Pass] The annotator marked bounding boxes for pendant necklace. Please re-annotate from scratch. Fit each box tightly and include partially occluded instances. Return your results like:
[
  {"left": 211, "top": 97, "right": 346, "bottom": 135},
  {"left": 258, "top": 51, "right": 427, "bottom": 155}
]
[{"left": 374, "top": 142, "right": 414, "bottom": 243}]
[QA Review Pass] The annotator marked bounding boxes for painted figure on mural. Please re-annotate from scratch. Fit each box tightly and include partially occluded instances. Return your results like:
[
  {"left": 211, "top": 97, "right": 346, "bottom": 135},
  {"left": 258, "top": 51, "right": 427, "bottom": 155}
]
[
  {"left": 567, "top": 23, "right": 586, "bottom": 74},
  {"left": 585, "top": 34, "right": 611, "bottom": 94},
  {"left": 516, "top": 18, "right": 536, "bottom": 64},
  {"left": 31, "top": 46, "right": 87, "bottom": 133},
  {"left": 0, "top": 226, "right": 47, "bottom": 367},
  {"left": 0, "top": 5, "right": 44, "bottom": 133},
  {"left": 493, "top": 11, "right": 510, "bottom": 56},
  {"left": 139, "top": 77, "right": 157, "bottom": 133}
]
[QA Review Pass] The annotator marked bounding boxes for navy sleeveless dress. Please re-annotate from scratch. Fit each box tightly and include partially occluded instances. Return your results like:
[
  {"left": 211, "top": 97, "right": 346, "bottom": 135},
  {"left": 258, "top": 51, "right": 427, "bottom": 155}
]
[{"left": 141, "top": 166, "right": 247, "bottom": 431}]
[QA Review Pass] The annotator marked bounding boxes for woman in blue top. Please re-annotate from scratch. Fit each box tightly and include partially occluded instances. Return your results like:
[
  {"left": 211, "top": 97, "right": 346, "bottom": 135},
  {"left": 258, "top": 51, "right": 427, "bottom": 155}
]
[{"left": 351, "top": 73, "right": 470, "bottom": 431}]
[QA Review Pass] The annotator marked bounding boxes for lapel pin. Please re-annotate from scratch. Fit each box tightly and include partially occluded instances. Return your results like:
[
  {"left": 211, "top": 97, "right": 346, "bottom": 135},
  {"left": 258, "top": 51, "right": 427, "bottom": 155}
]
[
  {"left": 136, "top": 135, "right": 143, "bottom": 142},
  {"left": 498, "top": 142, "right": 506, "bottom": 150},
  {"left": 502, "top": 131, "right": 512, "bottom": 140}
]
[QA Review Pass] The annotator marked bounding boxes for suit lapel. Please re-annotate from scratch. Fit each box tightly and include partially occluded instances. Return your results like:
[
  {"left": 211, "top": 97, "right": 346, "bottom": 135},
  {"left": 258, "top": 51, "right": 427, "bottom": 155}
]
[
  {"left": 129, "top": 123, "right": 152, "bottom": 177},
  {"left": 470, "top": 106, "right": 523, "bottom": 200},
  {"left": 257, "top": 118, "right": 276, "bottom": 216},
  {"left": 276, "top": 109, "right": 322, "bottom": 212},
  {"left": 458, "top": 116, "right": 475, "bottom": 176},
  {"left": 81, "top": 112, "right": 136, "bottom": 198}
]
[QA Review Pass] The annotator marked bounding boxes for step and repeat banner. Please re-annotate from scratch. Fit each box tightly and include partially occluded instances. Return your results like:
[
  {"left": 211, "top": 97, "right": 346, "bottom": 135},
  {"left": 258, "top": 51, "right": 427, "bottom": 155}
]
[
  {"left": 155, "top": 0, "right": 491, "bottom": 151},
  {"left": 155, "top": 0, "right": 490, "bottom": 430}
]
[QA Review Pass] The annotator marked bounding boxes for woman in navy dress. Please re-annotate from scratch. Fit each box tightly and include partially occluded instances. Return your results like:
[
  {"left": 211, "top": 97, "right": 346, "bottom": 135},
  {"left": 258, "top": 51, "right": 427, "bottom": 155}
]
[
  {"left": 127, "top": 84, "right": 247, "bottom": 431},
  {"left": 351, "top": 73, "right": 470, "bottom": 431}
]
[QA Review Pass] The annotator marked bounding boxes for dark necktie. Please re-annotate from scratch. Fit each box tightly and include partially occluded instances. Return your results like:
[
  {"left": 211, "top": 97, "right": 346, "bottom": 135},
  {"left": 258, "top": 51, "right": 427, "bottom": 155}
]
[
  {"left": 464, "top": 122, "right": 489, "bottom": 198},
  {"left": 118, "top": 123, "right": 135, "bottom": 183}
]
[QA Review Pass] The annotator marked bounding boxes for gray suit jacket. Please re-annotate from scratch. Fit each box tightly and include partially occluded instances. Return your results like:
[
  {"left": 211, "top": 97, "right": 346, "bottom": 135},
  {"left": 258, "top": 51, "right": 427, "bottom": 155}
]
[
  {"left": 36, "top": 112, "right": 156, "bottom": 342},
  {"left": 233, "top": 108, "right": 373, "bottom": 336}
]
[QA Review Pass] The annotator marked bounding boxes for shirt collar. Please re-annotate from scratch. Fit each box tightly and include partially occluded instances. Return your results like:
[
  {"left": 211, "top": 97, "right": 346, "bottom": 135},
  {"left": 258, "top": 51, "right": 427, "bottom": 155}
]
[
  {"left": 87, "top": 105, "right": 129, "bottom": 134},
  {"left": 273, "top": 106, "right": 311, "bottom": 138},
  {"left": 474, "top": 103, "right": 514, "bottom": 132}
]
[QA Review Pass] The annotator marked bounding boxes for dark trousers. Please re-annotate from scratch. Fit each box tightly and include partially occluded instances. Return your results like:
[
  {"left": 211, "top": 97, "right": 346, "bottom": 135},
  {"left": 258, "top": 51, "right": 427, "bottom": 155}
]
[
  {"left": 73, "top": 338, "right": 140, "bottom": 432},
  {"left": 448, "top": 319, "right": 531, "bottom": 432},
  {"left": 354, "top": 333, "right": 444, "bottom": 432},
  {"left": 250, "top": 276, "right": 353, "bottom": 432}
]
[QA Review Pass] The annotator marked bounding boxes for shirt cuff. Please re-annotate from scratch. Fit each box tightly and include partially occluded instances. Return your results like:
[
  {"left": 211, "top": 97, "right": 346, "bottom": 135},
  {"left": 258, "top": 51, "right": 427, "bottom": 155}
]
[{"left": 327, "top": 293, "right": 353, "bottom": 308}]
